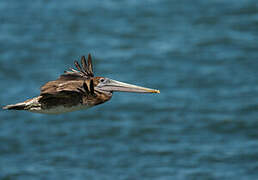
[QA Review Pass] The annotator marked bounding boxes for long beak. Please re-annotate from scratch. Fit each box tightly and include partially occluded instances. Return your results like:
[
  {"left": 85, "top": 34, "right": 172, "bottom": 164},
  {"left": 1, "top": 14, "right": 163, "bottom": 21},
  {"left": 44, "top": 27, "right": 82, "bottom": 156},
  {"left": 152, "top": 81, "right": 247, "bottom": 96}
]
[{"left": 100, "top": 79, "right": 160, "bottom": 93}]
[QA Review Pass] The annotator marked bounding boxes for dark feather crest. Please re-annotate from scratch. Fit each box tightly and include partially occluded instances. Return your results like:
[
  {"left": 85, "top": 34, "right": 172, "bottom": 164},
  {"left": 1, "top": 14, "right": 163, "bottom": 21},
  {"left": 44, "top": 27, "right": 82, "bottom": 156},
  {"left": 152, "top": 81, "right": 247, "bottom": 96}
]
[
  {"left": 81, "top": 56, "right": 90, "bottom": 76},
  {"left": 58, "top": 54, "right": 94, "bottom": 81},
  {"left": 87, "top": 54, "right": 94, "bottom": 77},
  {"left": 40, "top": 54, "right": 95, "bottom": 96}
]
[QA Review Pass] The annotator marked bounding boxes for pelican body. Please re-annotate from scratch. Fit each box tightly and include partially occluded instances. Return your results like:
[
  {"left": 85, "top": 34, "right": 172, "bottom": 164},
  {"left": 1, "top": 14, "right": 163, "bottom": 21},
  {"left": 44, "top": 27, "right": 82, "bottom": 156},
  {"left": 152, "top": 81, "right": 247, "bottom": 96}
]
[{"left": 3, "top": 54, "right": 160, "bottom": 114}]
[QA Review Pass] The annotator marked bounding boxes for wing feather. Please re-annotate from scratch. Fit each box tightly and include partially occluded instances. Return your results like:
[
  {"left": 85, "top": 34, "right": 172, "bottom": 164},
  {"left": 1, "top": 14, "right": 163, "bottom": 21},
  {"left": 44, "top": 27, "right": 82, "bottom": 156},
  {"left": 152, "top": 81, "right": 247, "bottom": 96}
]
[
  {"left": 57, "top": 54, "right": 94, "bottom": 81},
  {"left": 87, "top": 54, "right": 94, "bottom": 77},
  {"left": 81, "top": 56, "right": 91, "bottom": 76},
  {"left": 39, "top": 79, "right": 97, "bottom": 107},
  {"left": 40, "top": 54, "right": 95, "bottom": 99},
  {"left": 40, "top": 80, "right": 83, "bottom": 95}
]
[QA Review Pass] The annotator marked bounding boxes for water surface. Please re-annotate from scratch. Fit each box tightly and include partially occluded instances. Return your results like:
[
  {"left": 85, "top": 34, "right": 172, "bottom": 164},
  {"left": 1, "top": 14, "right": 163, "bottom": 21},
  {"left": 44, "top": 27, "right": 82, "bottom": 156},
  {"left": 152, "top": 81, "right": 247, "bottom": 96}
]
[{"left": 0, "top": 0, "right": 258, "bottom": 179}]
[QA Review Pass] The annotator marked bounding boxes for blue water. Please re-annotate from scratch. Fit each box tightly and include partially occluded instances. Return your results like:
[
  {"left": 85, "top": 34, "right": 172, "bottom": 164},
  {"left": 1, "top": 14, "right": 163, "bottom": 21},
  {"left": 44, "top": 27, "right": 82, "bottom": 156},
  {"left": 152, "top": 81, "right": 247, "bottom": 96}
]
[{"left": 1, "top": 0, "right": 258, "bottom": 179}]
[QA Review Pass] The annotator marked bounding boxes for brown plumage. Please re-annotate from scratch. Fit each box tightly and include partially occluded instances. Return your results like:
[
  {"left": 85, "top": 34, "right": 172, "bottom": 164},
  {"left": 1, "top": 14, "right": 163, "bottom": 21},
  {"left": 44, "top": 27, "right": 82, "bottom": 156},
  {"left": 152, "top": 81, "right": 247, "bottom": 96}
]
[{"left": 3, "top": 54, "right": 160, "bottom": 114}]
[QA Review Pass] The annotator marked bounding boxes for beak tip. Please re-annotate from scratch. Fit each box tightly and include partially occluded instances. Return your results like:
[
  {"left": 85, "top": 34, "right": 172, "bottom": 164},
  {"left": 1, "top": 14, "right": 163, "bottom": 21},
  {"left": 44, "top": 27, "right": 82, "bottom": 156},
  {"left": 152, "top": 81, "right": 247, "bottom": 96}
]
[{"left": 152, "top": 89, "right": 160, "bottom": 94}]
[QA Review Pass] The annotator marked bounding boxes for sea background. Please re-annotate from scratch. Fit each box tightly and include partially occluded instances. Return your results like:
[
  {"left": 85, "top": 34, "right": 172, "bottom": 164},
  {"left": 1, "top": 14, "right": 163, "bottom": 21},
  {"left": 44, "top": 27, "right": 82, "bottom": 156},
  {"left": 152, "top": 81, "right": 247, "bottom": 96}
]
[{"left": 0, "top": 0, "right": 258, "bottom": 179}]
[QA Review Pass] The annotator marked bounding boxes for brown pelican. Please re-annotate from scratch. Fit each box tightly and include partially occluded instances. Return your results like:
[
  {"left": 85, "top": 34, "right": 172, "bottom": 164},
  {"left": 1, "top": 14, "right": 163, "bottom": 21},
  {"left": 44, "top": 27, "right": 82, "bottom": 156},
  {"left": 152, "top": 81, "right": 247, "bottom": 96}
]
[{"left": 3, "top": 54, "right": 160, "bottom": 114}]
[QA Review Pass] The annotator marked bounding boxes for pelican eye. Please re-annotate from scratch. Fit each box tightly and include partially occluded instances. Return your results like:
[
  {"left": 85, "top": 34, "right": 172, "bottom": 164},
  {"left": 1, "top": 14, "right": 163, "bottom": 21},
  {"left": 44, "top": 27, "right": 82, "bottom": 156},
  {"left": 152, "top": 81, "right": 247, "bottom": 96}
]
[{"left": 100, "top": 78, "right": 105, "bottom": 83}]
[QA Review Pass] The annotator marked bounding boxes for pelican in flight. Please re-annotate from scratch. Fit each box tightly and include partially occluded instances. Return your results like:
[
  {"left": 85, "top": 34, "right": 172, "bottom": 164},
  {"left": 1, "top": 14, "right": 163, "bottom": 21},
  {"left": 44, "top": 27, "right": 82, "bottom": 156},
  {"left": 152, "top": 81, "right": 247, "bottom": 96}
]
[{"left": 3, "top": 54, "right": 160, "bottom": 114}]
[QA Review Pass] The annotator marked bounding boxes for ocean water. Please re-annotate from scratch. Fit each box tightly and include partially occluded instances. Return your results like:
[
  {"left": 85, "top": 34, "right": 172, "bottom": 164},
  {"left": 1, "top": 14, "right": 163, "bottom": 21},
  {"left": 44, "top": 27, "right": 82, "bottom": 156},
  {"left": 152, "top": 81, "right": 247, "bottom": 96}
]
[{"left": 0, "top": 0, "right": 258, "bottom": 179}]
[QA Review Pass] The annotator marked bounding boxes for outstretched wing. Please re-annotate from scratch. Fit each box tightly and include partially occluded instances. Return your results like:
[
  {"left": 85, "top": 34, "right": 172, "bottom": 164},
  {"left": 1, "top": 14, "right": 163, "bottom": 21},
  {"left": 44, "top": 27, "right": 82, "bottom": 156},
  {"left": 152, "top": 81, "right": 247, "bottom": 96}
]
[
  {"left": 40, "top": 80, "right": 84, "bottom": 96},
  {"left": 40, "top": 78, "right": 95, "bottom": 96},
  {"left": 39, "top": 80, "right": 83, "bottom": 108},
  {"left": 40, "top": 54, "right": 94, "bottom": 96},
  {"left": 58, "top": 54, "right": 94, "bottom": 81},
  {"left": 39, "top": 79, "right": 96, "bottom": 107}
]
